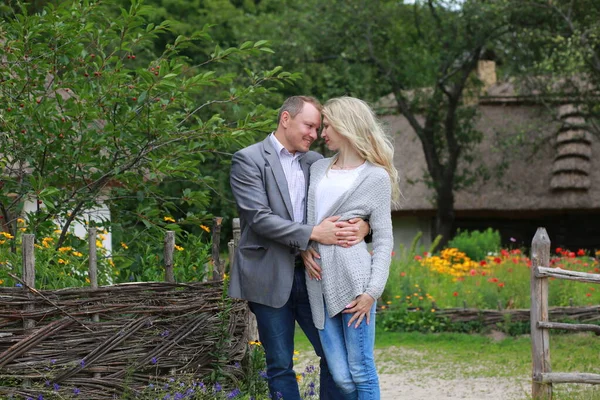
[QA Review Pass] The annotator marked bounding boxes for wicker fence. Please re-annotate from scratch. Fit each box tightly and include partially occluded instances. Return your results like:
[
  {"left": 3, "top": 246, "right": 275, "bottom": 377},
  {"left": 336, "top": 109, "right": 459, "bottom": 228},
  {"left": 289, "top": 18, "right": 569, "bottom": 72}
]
[
  {"left": 530, "top": 227, "right": 600, "bottom": 399},
  {"left": 0, "top": 218, "right": 249, "bottom": 399}
]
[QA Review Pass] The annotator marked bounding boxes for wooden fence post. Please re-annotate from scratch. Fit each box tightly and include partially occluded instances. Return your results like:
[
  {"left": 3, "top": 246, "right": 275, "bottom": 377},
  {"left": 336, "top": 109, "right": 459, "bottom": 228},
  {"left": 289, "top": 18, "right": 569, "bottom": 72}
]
[
  {"left": 531, "top": 227, "right": 552, "bottom": 399},
  {"left": 211, "top": 217, "right": 223, "bottom": 281},
  {"left": 22, "top": 234, "right": 35, "bottom": 388},
  {"left": 164, "top": 231, "right": 175, "bottom": 283},
  {"left": 88, "top": 228, "right": 100, "bottom": 323}
]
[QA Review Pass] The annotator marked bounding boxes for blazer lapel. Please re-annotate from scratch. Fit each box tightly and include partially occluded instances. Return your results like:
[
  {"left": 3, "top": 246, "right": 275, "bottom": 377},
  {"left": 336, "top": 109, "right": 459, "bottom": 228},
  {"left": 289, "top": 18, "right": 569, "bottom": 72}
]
[
  {"left": 263, "top": 138, "right": 294, "bottom": 220},
  {"left": 299, "top": 154, "right": 311, "bottom": 224}
]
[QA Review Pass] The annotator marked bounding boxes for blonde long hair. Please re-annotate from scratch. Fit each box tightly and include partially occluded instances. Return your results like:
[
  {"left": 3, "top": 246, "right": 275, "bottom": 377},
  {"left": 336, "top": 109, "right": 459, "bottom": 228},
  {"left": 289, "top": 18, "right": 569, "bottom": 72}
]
[{"left": 322, "top": 96, "right": 401, "bottom": 204}]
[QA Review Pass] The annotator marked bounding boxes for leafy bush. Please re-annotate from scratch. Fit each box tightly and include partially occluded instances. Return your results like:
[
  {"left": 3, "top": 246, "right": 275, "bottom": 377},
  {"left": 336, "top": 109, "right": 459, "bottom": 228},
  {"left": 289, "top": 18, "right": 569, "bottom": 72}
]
[{"left": 447, "top": 228, "right": 501, "bottom": 261}]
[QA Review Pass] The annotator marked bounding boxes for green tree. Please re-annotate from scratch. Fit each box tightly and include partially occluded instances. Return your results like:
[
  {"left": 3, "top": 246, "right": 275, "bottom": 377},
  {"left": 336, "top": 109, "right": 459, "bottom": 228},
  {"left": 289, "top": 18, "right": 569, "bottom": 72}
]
[
  {"left": 0, "top": 0, "right": 295, "bottom": 279},
  {"left": 236, "top": 0, "right": 513, "bottom": 244}
]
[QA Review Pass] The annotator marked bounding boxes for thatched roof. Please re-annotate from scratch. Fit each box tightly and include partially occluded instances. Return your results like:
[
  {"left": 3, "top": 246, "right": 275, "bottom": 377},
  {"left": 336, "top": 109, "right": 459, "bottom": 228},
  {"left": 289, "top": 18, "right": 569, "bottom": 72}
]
[{"left": 385, "top": 80, "right": 600, "bottom": 214}]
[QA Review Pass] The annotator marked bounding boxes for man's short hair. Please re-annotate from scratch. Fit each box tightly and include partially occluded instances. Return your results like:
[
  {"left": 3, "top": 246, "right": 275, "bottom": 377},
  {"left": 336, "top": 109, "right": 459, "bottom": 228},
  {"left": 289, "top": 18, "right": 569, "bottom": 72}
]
[{"left": 277, "top": 96, "right": 322, "bottom": 125}]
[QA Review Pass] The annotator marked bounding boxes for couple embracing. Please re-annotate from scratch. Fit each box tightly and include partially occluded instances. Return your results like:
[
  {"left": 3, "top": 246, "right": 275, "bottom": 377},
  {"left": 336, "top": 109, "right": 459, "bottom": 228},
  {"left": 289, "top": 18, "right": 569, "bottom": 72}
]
[{"left": 229, "top": 95, "right": 400, "bottom": 400}]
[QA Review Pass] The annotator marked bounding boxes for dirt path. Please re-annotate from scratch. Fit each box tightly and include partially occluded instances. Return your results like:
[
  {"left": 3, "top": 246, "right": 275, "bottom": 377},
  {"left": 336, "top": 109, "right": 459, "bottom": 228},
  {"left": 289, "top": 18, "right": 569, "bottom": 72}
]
[{"left": 295, "top": 346, "right": 530, "bottom": 400}]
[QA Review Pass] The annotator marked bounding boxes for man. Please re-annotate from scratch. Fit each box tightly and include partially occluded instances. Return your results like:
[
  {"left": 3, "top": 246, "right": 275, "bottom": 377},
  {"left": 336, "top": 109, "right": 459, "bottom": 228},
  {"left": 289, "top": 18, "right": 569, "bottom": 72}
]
[{"left": 229, "top": 96, "right": 368, "bottom": 399}]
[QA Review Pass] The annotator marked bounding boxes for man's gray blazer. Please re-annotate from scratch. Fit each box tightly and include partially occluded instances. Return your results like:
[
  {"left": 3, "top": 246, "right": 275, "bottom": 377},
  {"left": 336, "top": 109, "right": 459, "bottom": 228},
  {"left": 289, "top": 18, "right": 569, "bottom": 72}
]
[{"left": 229, "top": 136, "right": 322, "bottom": 308}]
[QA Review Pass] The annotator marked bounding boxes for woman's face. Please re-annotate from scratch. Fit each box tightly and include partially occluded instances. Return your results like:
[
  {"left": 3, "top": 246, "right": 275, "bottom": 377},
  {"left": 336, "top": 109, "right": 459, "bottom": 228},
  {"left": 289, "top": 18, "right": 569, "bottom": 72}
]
[{"left": 321, "top": 116, "right": 346, "bottom": 151}]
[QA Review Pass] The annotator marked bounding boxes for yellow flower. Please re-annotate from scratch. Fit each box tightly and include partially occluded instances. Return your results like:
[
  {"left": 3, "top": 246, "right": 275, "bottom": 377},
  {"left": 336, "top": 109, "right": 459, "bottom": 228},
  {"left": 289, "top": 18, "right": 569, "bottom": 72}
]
[
  {"left": 96, "top": 240, "right": 103, "bottom": 248},
  {"left": 109, "top": 259, "right": 115, "bottom": 267},
  {"left": 58, "top": 259, "right": 68, "bottom": 264},
  {"left": 17, "top": 218, "right": 25, "bottom": 224},
  {"left": 72, "top": 251, "right": 83, "bottom": 257},
  {"left": 0, "top": 279, "right": 3, "bottom": 285},
  {"left": 249, "top": 341, "right": 262, "bottom": 346},
  {"left": 175, "top": 245, "right": 184, "bottom": 251},
  {"left": 85, "top": 277, "right": 90, "bottom": 284},
  {"left": 54, "top": 229, "right": 62, "bottom": 234},
  {"left": 20, "top": 228, "right": 26, "bottom": 232},
  {"left": 164, "top": 216, "right": 176, "bottom": 223},
  {"left": 121, "top": 242, "right": 128, "bottom": 249},
  {"left": 296, "top": 374, "right": 302, "bottom": 382},
  {"left": 58, "top": 246, "right": 72, "bottom": 253},
  {"left": 0, "top": 240, "right": 5, "bottom": 245},
  {"left": 381, "top": 305, "right": 387, "bottom": 310},
  {"left": 200, "top": 224, "right": 210, "bottom": 233},
  {"left": 394, "top": 295, "right": 401, "bottom": 299},
  {"left": 223, "top": 273, "right": 228, "bottom": 279},
  {"left": 431, "top": 309, "right": 436, "bottom": 313},
  {"left": 386, "top": 301, "right": 392, "bottom": 305},
  {"left": 293, "top": 350, "right": 300, "bottom": 355},
  {"left": 0, "top": 232, "right": 14, "bottom": 239}
]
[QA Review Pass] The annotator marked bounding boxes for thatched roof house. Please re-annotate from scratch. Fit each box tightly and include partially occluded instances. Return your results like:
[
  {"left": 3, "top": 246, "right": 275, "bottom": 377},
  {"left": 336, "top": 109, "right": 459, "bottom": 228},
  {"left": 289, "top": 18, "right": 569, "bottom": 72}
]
[{"left": 383, "top": 62, "right": 600, "bottom": 251}]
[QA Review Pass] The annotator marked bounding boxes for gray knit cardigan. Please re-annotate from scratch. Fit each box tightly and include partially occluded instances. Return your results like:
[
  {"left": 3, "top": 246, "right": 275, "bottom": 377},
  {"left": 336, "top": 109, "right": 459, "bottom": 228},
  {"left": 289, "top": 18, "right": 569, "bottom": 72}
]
[{"left": 306, "top": 158, "right": 393, "bottom": 329}]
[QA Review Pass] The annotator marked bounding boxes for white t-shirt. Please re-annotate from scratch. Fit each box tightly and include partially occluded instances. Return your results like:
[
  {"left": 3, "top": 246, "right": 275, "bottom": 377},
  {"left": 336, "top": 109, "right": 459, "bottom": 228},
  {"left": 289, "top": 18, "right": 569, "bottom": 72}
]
[{"left": 315, "top": 163, "right": 366, "bottom": 223}]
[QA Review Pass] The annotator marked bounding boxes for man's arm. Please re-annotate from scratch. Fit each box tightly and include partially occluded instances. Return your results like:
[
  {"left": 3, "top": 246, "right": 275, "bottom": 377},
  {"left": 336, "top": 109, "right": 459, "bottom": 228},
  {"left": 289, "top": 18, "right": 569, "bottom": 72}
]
[{"left": 231, "top": 151, "right": 343, "bottom": 250}]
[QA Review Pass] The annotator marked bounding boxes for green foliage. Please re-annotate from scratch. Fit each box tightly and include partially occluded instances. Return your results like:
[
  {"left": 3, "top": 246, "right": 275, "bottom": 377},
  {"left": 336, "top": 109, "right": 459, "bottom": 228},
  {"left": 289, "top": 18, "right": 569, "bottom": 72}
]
[
  {"left": 0, "top": 0, "right": 298, "bottom": 282},
  {"left": 447, "top": 228, "right": 501, "bottom": 261}
]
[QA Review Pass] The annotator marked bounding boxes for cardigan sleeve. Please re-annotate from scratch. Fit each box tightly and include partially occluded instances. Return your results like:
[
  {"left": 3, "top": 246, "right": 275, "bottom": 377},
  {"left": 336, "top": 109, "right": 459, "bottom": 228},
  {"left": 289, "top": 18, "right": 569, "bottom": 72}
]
[{"left": 364, "top": 172, "right": 393, "bottom": 301}]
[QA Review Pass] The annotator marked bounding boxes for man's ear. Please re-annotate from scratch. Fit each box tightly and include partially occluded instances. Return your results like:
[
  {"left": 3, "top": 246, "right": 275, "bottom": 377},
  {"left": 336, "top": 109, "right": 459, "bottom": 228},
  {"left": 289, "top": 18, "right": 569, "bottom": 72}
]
[{"left": 280, "top": 110, "right": 290, "bottom": 128}]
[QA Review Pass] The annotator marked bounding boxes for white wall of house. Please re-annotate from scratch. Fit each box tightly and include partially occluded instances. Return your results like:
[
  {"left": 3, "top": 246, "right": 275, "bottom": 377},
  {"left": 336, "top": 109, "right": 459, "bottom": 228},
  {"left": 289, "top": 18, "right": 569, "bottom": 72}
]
[
  {"left": 22, "top": 199, "right": 113, "bottom": 254},
  {"left": 391, "top": 214, "right": 432, "bottom": 257}
]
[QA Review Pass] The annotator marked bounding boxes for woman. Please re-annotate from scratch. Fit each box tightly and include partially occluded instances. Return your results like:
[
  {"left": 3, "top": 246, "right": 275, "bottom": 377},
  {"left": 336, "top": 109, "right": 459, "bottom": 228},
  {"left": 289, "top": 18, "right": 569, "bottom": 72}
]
[{"left": 302, "top": 96, "right": 400, "bottom": 400}]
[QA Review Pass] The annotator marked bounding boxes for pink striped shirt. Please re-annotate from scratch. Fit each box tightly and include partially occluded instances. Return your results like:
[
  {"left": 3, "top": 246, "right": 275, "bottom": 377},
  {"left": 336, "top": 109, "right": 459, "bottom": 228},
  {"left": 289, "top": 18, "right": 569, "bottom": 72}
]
[{"left": 270, "top": 134, "right": 306, "bottom": 223}]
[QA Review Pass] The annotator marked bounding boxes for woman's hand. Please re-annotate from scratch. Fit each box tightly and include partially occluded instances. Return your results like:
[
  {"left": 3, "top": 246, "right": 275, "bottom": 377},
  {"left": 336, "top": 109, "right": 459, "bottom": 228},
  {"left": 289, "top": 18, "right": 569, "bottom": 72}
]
[
  {"left": 343, "top": 293, "right": 375, "bottom": 328},
  {"left": 301, "top": 248, "right": 322, "bottom": 280},
  {"left": 335, "top": 218, "right": 370, "bottom": 247}
]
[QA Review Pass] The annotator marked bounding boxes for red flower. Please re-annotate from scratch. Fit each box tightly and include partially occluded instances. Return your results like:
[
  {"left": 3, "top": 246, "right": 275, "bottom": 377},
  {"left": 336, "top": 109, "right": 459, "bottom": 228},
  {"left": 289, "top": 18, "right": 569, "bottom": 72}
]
[
  {"left": 568, "top": 252, "right": 576, "bottom": 258},
  {"left": 497, "top": 282, "right": 505, "bottom": 288},
  {"left": 453, "top": 291, "right": 459, "bottom": 297},
  {"left": 512, "top": 258, "right": 519, "bottom": 264},
  {"left": 488, "top": 277, "right": 499, "bottom": 283},
  {"left": 494, "top": 257, "right": 502, "bottom": 264},
  {"left": 479, "top": 260, "right": 487, "bottom": 266},
  {"left": 481, "top": 271, "right": 487, "bottom": 276},
  {"left": 586, "top": 293, "right": 592, "bottom": 297},
  {"left": 470, "top": 269, "right": 477, "bottom": 276},
  {"left": 501, "top": 249, "right": 509, "bottom": 257},
  {"left": 391, "top": 251, "right": 396, "bottom": 257},
  {"left": 527, "top": 260, "right": 532, "bottom": 267},
  {"left": 556, "top": 247, "right": 563, "bottom": 254},
  {"left": 577, "top": 249, "right": 585, "bottom": 256},
  {"left": 510, "top": 249, "right": 522, "bottom": 255},
  {"left": 400, "top": 272, "right": 406, "bottom": 277},
  {"left": 414, "top": 255, "right": 422, "bottom": 261}
]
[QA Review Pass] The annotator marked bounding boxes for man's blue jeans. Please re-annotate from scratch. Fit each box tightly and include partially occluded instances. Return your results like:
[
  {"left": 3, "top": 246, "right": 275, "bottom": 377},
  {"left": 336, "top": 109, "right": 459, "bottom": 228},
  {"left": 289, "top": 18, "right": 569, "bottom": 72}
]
[
  {"left": 319, "top": 302, "right": 379, "bottom": 400},
  {"left": 249, "top": 267, "right": 342, "bottom": 400}
]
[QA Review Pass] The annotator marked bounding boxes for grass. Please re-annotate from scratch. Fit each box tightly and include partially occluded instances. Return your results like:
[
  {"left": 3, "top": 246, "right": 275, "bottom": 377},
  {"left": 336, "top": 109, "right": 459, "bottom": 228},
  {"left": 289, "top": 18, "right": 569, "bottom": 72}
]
[{"left": 294, "top": 325, "right": 600, "bottom": 399}]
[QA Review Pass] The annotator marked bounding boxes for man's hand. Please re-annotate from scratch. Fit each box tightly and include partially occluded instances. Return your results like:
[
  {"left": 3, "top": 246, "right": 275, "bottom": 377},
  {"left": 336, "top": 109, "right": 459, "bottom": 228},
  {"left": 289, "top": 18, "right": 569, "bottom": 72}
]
[
  {"left": 310, "top": 216, "right": 344, "bottom": 245},
  {"left": 343, "top": 293, "right": 375, "bottom": 328},
  {"left": 335, "top": 218, "right": 370, "bottom": 247},
  {"left": 301, "top": 248, "right": 321, "bottom": 280}
]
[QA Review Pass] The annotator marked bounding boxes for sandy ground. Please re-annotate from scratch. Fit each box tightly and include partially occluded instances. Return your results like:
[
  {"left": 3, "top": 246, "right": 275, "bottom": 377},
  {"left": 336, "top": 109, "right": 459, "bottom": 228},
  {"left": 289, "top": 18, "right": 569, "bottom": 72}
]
[{"left": 295, "top": 345, "right": 531, "bottom": 400}]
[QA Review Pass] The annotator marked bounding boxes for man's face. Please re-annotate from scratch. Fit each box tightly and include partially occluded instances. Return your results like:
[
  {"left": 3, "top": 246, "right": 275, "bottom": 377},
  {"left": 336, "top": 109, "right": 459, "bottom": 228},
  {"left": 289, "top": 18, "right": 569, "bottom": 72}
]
[{"left": 281, "top": 102, "right": 321, "bottom": 153}]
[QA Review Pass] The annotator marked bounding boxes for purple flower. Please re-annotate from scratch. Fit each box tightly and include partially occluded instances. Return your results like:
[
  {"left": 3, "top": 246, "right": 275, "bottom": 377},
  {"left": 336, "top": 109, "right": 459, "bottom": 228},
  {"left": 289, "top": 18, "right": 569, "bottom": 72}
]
[
  {"left": 151, "top": 357, "right": 157, "bottom": 364},
  {"left": 169, "top": 377, "right": 175, "bottom": 382},
  {"left": 161, "top": 330, "right": 170, "bottom": 337},
  {"left": 50, "top": 359, "right": 56, "bottom": 364},
  {"left": 148, "top": 384, "right": 154, "bottom": 389},
  {"left": 79, "top": 359, "right": 85, "bottom": 368},
  {"left": 276, "top": 392, "right": 283, "bottom": 399},
  {"left": 510, "top": 237, "right": 516, "bottom": 242},
  {"left": 233, "top": 362, "right": 240, "bottom": 368},
  {"left": 174, "top": 393, "right": 184, "bottom": 400},
  {"left": 214, "top": 382, "right": 222, "bottom": 392},
  {"left": 44, "top": 380, "right": 50, "bottom": 386},
  {"left": 37, "top": 396, "right": 43, "bottom": 400},
  {"left": 73, "top": 388, "right": 80, "bottom": 395},
  {"left": 16, "top": 283, "right": 22, "bottom": 287},
  {"left": 259, "top": 370, "right": 268, "bottom": 379},
  {"left": 162, "top": 395, "right": 171, "bottom": 400},
  {"left": 53, "top": 383, "right": 60, "bottom": 391},
  {"left": 227, "top": 388, "right": 241, "bottom": 398}
]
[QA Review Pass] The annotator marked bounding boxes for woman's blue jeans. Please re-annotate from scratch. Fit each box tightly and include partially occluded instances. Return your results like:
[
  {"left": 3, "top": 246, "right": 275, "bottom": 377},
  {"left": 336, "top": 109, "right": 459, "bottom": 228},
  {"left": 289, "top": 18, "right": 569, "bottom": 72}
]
[{"left": 319, "top": 301, "right": 380, "bottom": 400}]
